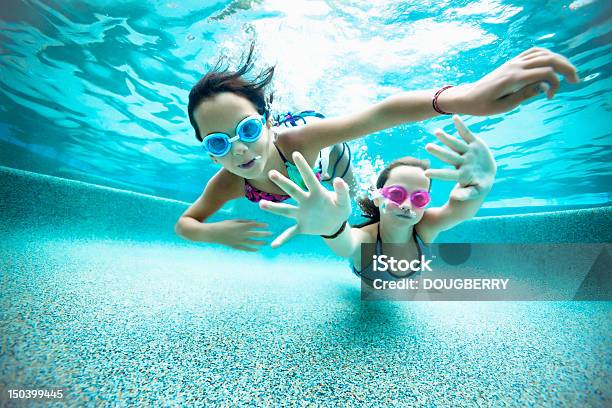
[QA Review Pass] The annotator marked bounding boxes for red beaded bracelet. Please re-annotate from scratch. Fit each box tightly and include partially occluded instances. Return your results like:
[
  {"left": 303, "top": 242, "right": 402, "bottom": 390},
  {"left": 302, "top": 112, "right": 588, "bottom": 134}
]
[{"left": 432, "top": 85, "right": 454, "bottom": 115}]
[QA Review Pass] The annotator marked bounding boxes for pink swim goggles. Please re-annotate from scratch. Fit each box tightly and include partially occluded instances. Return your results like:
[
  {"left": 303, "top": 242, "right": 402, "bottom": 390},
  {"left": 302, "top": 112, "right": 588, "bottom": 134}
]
[{"left": 373, "top": 185, "right": 431, "bottom": 208}]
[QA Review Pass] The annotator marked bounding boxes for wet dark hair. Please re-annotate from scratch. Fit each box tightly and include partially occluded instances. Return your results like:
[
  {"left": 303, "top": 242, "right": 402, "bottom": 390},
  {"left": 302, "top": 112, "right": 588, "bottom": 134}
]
[
  {"left": 188, "top": 42, "right": 275, "bottom": 142},
  {"left": 355, "top": 156, "right": 431, "bottom": 228}
]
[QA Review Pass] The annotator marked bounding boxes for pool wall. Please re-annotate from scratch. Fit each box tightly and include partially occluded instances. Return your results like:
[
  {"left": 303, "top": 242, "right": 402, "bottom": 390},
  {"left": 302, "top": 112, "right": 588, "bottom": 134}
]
[
  {"left": 2, "top": 166, "right": 610, "bottom": 247},
  {"left": 1, "top": 165, "right": 610, "bottom": 407}
]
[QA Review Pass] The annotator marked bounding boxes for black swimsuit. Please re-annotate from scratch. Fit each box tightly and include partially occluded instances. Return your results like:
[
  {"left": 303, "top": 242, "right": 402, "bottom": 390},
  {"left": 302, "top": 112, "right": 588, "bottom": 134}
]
[{"left": 352, "top": 224, "right": 426, "bottom": 284}]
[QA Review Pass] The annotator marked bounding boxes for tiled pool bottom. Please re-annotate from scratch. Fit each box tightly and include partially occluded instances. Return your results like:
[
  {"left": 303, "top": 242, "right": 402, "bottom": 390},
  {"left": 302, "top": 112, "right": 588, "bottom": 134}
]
[
  {"left": 1, "top": 236, "right": 610, "bottom": 407},
  {"left": 0, "top": 167, "right": 610, "bottom": 406}
]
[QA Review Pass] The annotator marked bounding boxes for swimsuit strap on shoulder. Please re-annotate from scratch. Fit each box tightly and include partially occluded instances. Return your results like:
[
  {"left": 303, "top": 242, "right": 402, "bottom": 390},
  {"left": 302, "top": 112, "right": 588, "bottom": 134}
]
[
  {"left": 273, "top": 142, "right": 290, "bottom": 164},
  {"left": 377, "top": 224, "right": 422, "bottom": 259},
  {"left": 376, "top": 223, "right": 383, "bottom": 255},
  {"left": 413, "top": 227, "right": 423, "bottom": 260}
]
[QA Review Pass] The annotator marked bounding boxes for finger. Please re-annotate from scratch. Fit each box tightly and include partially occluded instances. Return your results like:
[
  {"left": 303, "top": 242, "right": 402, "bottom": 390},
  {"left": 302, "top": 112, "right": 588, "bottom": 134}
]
[
  {"left": 451, "top": 186, "right": 481, "bottom": 201},
  {"left": 517, "top": 66, "right": 561, "bottom": 99},
  {"left": 495, "top": 82, "right": 544, "bottom": 111},
  {"left": 432, "top": 128, "right": 469, "bottom": 154},
  {"left": 271, "top": 225, "right": 299, "bottom": 248},
  {"left": 424, "top": 168, "right": 460, "bottom": 181},
  {"left": 249, "top": 230, "right": 273, "bottom": 237},
  {"left": 516, "top": 66, "right": 561, "bottom": 98},
  {"left": 259, "top": 200, "right": 298, "bottom": 218},
  {"left": 501, "top": 65, "right": 560, "bottom": 102},
  {"left": 333, "top": 178, "right": 351, "bottom": 209},
  {"left": 268, "top": 170, "right": 307, "bottom": 202},
  {"left": 231, "top": 244, "right": 259, "bottom": 252},
  {"left": 292, "top": 151, "right": 323, "bottom": 193},
  {"left": 521, "top": 51, "right": 552, "bottom": 62},
  {"left": 240, "top": 221, "right": 269, "bottom": 229},
  {"left": 538, "top": 81, "right": 550, "bottom": 95},
  {"left": 452, "top": 115, "right": 476, "bottom": 144},
  {"left": 242, "top": 238, "right": 267, "bottom": 247},
  {"left": 426, "top": 143, "right": 464, "bottom": 166},
  {"left": 522, "top": 54, "right": 579, "bottom": 83},
  {"left": 516, "top": 47, "right": 547, "bottom": 59}
]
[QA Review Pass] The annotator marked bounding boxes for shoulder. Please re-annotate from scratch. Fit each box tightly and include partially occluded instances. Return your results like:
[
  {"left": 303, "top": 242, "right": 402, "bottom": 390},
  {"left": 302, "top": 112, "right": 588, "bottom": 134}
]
[
  {"left": 181, "top": 169, "right": 243, "bottom": 221},
  {"left": 356, "top": 222, "right": 379, "bottom": 244},
  {"left": 274, "top": 126, "right": 301, "bottom": 149},
  {"left": 205, "top": 168, "right": 244, "bottom": 199},
  {"left": 415, "top": 210, "right": 438, "bottom": 244},
  {"left": 275, "top": 127, "right": 320, "bottom": 166},
  {"left": 349, "top": 222, "right": 379, "bottom": 271}
]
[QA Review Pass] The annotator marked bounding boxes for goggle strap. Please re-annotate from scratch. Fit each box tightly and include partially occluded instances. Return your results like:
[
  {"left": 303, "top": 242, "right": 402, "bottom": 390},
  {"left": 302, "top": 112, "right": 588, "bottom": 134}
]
[{"left": 367, "top": 186, "right": 381, "bottom": 200}]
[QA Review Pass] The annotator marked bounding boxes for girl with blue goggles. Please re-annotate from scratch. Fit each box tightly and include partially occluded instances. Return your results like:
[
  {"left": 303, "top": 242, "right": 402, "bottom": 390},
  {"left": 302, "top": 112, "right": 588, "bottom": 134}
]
[{"left": 202, "top": 114, "right": 266, "bottom": 157}]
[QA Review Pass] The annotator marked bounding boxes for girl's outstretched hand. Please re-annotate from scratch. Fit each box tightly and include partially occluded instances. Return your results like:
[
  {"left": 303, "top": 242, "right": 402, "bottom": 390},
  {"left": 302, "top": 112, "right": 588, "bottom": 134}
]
[
  {"left": 213, "top": 219, "right": 272, "bottom": 252},
  {"left": 425, "top": 116, "right": 497, "bottom": 201},
  {"left": 259, "top": 152, "right": 352, "bottom": 248},
  {"left": 441, "top": 47, "right": 580, "bottom": 116}
]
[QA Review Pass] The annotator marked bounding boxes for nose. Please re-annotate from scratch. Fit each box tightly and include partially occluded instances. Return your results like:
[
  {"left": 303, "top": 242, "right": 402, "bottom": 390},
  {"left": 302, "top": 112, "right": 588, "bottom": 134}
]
[
  {"left": 399, "top": 199, "right": 413, "bottom": 211},
  {"left": 231, "top": 140, "right": 248, "bottom": 156}
]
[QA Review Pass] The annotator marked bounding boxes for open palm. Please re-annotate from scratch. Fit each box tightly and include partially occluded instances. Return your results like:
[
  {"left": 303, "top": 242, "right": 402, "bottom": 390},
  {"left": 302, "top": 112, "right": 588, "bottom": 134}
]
[
  {"left": 425, "top": 116, "right": 497, "bottom": 201},
  {"left": 259, "top": 152, "right": 352, "bottom": 248}
]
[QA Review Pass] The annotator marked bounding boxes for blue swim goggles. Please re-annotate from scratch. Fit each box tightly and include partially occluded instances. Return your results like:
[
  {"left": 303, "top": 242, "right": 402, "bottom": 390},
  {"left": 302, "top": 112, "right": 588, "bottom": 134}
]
[{"left": 202, "top": 114, "right": 266, "bottom": 157}]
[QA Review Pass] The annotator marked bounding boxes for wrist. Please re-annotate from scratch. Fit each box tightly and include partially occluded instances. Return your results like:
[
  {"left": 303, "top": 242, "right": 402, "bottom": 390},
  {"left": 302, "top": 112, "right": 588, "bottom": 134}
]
[
  {"left": 436, "top": 84, "right": 470, "bottom": 115},
  {"left": 197, "top": 222, "right": 220, "bottom": 243},
  {"left": 321, "top": 220, "right": 348, "bottom": 239}
]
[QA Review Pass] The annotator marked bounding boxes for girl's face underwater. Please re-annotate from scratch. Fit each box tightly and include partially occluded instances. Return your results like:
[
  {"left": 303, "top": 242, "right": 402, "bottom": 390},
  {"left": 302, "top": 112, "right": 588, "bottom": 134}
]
[
  {"left": 375, "top": 165, "right": 431, "bottom": 226},
  {"left": 194, "top": 92, "right": 272, "bottom": 179}
]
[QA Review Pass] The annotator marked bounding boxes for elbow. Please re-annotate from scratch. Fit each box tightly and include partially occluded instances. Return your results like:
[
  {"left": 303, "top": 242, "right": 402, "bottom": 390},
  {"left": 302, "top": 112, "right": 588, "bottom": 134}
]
[
  {"left": 175, "top": 216, "right": 210, "bottom": 242},
  {"left": 174, "top": 218, "right": 186, "bottom": 238}
]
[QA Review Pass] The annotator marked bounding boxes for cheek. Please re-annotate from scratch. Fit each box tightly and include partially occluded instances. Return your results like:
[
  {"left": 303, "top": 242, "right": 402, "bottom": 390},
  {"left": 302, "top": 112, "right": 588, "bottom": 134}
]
[
  {"left": 381, "top": 201, "right": 399, "bottom": 213},
  {"left": 254, "top": 132, "right": 273, "bottom": 159},
  {"left": 415, "top": 209, "right": 426, "bottom": 220},
  {"left": 245, "top": 137, "right": 266, "bottom": 156},
  {"left": 256, "top": 139, "right": 268, "bottom": 153},
  {"left": 386, "top": 201, "right": 400, "bottom": 210},
  {"left": 258, "top": 129, "right": 272, "bottom": 149},
  {"left": 216, "top": 156, "right": 235, "bottom": 168}
]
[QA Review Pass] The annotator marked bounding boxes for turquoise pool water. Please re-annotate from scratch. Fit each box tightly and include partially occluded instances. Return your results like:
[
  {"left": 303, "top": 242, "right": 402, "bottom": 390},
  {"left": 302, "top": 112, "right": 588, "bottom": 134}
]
[
  {"left": 0, "top": 0, "right": 610, "bottom": 213},
  {"left": 1, "top": 1, "right": 611, "bottom": 406}
]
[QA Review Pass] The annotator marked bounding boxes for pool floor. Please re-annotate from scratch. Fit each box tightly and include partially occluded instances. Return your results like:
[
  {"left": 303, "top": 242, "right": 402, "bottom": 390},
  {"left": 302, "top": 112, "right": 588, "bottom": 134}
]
[
  {"left": 1, "top": 234, "right": 610, "bottom": 406},
  {"left": 0, "top": 167, "right": 610, "bottom": 406}
]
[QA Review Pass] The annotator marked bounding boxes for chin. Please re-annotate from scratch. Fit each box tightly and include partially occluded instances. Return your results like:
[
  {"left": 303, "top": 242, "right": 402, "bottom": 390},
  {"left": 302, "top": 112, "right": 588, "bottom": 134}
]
[
  {"left": 248, "top": 157, "right": 267, "bottom": 178},
  {"left": 232, "top": 166, "right": 255, "bottom": 179}
]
